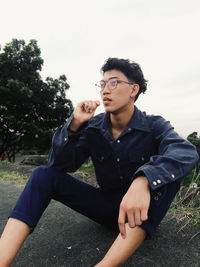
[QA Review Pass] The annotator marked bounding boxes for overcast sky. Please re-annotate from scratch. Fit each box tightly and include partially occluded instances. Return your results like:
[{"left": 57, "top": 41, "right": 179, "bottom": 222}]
[{"left": 1, "top": 0, "right": 200, "bottom": 137}]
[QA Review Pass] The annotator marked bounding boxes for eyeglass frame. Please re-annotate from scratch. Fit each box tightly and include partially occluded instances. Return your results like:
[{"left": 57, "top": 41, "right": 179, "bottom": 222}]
[{"left": 95, "top": 77, "right": 135, "bottom": 92}]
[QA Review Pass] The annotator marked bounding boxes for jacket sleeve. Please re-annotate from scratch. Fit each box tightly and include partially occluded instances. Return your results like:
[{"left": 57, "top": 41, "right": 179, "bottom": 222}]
[
  {"left": 134, "top": 116, "right": 199, "bottom": 191},
  {"left": 48, "top": 115, "right": 90, "bottom": 172}
]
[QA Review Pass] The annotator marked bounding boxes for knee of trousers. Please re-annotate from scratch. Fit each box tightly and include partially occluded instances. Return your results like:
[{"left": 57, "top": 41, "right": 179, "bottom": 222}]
[{"left": 28, "top": 165, "right": 59, "bottom": 191}]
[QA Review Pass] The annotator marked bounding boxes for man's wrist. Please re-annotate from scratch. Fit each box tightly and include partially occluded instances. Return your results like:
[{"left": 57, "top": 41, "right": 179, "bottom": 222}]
[
  {"left": 69, "top": 117, "right": 83, "bottom": 132},
  {"left": 131, "top": 176, "right": 149, "bottom": 190},
  {"left": 134, "top": 176, "right": 148, "bottom": 183}
]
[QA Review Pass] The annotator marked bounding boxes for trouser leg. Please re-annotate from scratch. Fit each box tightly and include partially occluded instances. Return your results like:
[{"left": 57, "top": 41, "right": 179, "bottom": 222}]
[{"left": 9, "top": 166, "right": 123, "bottom": 231}]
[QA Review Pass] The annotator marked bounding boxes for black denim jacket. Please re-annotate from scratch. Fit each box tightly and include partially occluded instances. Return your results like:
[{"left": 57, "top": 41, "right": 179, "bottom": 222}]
[{"left": 48, "top": 106, "right": 199, "bottom": 191}]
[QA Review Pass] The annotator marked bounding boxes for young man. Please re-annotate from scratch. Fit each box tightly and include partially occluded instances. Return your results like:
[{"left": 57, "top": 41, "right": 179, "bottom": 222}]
[{"left": 0, "top": 58, "right": 198, "bottom": 266}]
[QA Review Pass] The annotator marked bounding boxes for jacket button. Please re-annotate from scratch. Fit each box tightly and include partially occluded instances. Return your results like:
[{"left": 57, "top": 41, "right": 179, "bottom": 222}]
[
  {"left": 154, "top": 196, "right": 159, "bottom": 201},
  {"left": 153, "top": 181, "right": 157, "bottom": 186},
  {"left": 117, "top": 140, "right": 120, "bottom": 143},
  {"left": 171, "top": 174, "right": 175, "bottom": 179},
  {"left": 120, "top": 176, "right": 123, "bottom": 180},
  {"left": 64, "top": 138, "right": 67, "bottom": 141},
  {"left": 100, "top": 156, "right": 104, "bottom": 161},
  {"left": 128, "top": 128, "right": 132, "bottom": 131},
  {"left": 141, "top": 157, "right": 145, "bottom": 161},
  {"left": 157, "top": 192, "right": 162, "bottom": 196},
  {"left": 117, "top": 158, "right": 120, "bottom": 162},
  {"left": 157, "top": 179, "right": 161, "bottom": 184}
]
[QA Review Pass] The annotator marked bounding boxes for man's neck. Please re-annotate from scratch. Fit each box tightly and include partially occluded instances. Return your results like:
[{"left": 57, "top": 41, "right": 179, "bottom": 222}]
[{"left": 110, "top": 104, "right": 135, "bottom": 132}]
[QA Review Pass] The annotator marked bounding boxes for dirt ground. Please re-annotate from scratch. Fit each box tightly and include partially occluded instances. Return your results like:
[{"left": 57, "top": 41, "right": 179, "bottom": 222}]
[{"left": 0, "top": 164, "right": 199, "bottom": 267}]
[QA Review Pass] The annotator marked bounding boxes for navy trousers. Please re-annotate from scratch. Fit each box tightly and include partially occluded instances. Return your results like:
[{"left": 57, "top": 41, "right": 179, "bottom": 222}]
[{"left": 9, "top": 166, "right": 180, "bottom": 237}]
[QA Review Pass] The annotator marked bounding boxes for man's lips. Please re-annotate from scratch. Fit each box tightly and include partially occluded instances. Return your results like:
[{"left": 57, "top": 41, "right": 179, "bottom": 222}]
[{"left": 103, "top": 97, "right": 112, "bottom": 102}]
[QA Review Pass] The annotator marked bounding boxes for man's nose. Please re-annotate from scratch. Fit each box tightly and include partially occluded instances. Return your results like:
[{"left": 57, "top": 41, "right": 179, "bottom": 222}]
[{"left": 102, "top": 84, "right": 111, "bottom": 94}]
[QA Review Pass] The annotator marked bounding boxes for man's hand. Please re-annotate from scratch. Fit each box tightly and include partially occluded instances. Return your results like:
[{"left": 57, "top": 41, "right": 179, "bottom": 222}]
[
  {"left": 118, "top": 176, "right": 150, "bottom": 239},
  {"left": 70, "top": 100, "right": 100, "bottom": 132}
]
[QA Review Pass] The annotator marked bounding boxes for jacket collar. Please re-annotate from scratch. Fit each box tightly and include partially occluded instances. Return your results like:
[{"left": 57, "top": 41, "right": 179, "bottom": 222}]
[{"left": 88, "top": 106, "right": 151, "bottom": 133}]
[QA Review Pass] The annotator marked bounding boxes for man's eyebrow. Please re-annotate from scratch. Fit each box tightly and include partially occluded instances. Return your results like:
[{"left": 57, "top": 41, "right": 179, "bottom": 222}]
[{"left": 101, "top": 76, "right": 119, "bottom": 81}]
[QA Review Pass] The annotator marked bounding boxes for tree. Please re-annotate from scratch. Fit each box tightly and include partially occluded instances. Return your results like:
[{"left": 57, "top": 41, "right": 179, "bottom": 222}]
[
  {"left": 187, "top": 132, "right": 200, "bottom": 171},
  {"left": 0, "top": 39, "right": 73, "bottom": 162}
]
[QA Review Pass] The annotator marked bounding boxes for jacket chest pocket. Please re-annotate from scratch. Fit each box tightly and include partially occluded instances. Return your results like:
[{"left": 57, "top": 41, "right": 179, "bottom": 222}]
[
  {"left": 129, "top": 150, "right": 151, "bottom": 164},
  {"left": 88, "top": 133, "right": 113, "bottom": 163},
  {"left": 91, "top": 148, "right": 112, "bottom": 163}
]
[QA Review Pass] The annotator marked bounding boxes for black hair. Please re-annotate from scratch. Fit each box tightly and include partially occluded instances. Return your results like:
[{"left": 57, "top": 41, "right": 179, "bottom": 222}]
[{"left": 101, "top": 57, "right": 148, "bottom": 101}]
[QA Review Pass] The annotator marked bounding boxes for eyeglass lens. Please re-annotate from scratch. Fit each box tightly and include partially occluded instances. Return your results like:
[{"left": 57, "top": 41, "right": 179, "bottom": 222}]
[{"left": 99, "top": 79, "right": 117, "bottom": 89}]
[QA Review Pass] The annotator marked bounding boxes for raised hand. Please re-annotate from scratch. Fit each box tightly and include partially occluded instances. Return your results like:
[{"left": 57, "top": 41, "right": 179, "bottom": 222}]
[{"left": 70, "top": 100, "right": 100, "bottom": 132}]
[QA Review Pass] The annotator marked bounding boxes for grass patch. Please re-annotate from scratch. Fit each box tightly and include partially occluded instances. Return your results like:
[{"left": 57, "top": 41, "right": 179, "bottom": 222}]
[
  {"left": 0, "top": 160, "right": 11, "bottom": 166},
  {"left": 183, "top": 169, "right": 200, "bottom": 186},
  {"left": 0, "top": 171, "right": 28, "bottom": 185},
  {"left": 170, "top": 170, "right": 200, "bottom": 228},
  {"left": 170, "top": 206, "right": 200, "bottom": 226},
  {"left": 77, "top": 165, "right": 94, "bottom": 173}
]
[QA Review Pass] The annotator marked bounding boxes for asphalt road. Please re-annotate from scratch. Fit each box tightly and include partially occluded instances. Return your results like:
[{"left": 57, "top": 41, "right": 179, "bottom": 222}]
[{"left": 0, "top": 181, "right": 199, "bottom": 267}]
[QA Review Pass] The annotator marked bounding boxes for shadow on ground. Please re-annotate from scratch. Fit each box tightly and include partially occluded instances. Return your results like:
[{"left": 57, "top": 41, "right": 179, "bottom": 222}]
[{"left": 0, "top": 181, "right": 199, "bottom": 267}]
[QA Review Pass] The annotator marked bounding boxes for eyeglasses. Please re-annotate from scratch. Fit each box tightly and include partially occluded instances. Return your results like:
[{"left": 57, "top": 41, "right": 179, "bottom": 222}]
[{"left": 95, "top": 78, "right": 134, "bottom": 92}]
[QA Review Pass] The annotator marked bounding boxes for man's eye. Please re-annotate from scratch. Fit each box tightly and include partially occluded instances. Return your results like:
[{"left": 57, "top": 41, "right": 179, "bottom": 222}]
[
  {"left": 109, "top": 79, "right": 117, "bottom": 86},
  {"left": 100, "top": 81, "right": 105, "bottom": 88}
]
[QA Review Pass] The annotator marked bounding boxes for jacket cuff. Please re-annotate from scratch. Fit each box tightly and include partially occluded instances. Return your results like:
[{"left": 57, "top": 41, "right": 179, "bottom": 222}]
[
  {"left": 62, "top": 114, "right": 88, "bottom": 142},
  {"left": 134, "top": 166, "right": 176, "bottom": 191}
]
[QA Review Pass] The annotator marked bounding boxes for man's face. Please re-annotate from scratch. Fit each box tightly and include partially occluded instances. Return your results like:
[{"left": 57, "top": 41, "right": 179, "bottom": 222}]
[{"left": 100, "top": 69, "right": 137, "bottom": 114}]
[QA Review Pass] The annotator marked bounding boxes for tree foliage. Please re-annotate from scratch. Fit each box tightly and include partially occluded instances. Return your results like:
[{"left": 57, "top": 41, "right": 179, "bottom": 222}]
[
  {"left": 187, "top": 132, "right": 200, "bottom": 155},
  {"left": 187, "top": 132, "right": 200, "bottom": 171},
  {"left": 0, "top": 39, "right": 73, "bottom": 162}
]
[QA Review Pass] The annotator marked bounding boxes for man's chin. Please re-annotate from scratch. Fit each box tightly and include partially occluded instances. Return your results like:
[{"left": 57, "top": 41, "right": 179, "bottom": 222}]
[{"left": 104, "top": 106, "right": 114, "bottom": 113}]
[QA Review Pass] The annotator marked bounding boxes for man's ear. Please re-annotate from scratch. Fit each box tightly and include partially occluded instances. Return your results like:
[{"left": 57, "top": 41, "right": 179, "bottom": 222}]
[{"left": 130, "top": 84, "right": 140, "bottom": 98}]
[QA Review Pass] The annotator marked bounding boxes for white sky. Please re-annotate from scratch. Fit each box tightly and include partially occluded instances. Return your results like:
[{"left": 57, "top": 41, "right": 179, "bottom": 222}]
[{"left": 1, "top": 0, "right": 200, "bottom": 137}]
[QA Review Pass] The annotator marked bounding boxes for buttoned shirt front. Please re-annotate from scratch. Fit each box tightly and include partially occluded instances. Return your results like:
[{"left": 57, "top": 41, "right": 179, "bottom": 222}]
[{"left": 48, "top": 106, "right": 199, "bottom": 192}]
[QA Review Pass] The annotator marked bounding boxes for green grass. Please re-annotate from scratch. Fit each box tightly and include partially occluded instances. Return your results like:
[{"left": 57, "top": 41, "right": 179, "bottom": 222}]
[
  {"left": 0, "top": 165, "right": 94, "bottom": 186},
  {"left": 183, "top": 169, "right": 200, "bottom": 186},
  {"left": 170, "top": 170, "right": 200, "bottom": 227},
  {"left": 170, "top": 206, "right": 200, "bottom": 226},
  {"left": 0, "top": 160, "right": 11, "bottom": 166},
  {"left": 77, "top": 165, "right": 94, "bottom": 173},
  {"left": 0, "top": 171, "right": 28, "bottom": 185}
]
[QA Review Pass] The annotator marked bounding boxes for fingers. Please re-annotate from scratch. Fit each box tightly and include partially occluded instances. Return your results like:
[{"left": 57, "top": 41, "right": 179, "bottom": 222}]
[
  {"left": 127, "top": 209, "right": 135, "bottom": 228},
  {"left": 118, "top": 208, "right": 144, "bottom": 239},
  {"left": 82, "top": 100, "right": 100, "bottom": 113},
  {"left": 73, "top": 100, "right": 100, "bottom": 124},
  {"left": 134, "top": 209, "right": 143, "bottom": 226},
  {"left": 118, "top": 208, "right": 126, "bottom": 239},
  {"left": 141, "top": 209, "right": 148, "bottom": 222},
  {"left": 126, "top": 208, "right": 143, "bottom": 228},
  {"left": 119, "top": 204, "right": 148, "bottom": 238}
]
